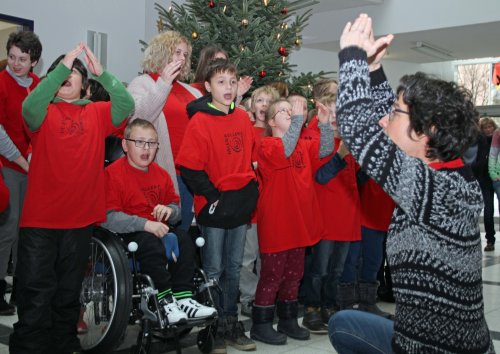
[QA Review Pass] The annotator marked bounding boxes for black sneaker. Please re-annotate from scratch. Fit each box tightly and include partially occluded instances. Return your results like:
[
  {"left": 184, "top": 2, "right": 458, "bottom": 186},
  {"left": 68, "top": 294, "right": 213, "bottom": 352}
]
[
  {"left": 302, "top": 306, "right": 328, "bottom": 334},
  {"left": 225, "top": 318, "right": 256, "bottom": 351},
  {"left": 320, "top": 306, "right": 336, "bottom": 325}
]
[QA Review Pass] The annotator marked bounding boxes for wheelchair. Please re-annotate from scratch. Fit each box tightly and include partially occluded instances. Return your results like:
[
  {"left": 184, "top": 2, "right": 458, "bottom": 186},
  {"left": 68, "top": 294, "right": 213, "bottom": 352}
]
[{"left": 78, "top": 227, "right": 219, "bottom": 354}]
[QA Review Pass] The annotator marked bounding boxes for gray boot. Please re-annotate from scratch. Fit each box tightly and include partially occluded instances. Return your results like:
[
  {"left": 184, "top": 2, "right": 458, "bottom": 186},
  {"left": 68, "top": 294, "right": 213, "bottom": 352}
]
[
  {"left": 336, "top": 283, "right": 358, "bottom": 310},
  {"left": 250, "top": 305, "right": 287, "bottom": 345},
  {"left": 357, "top": 282, "right": 393, "bottom": 319}
]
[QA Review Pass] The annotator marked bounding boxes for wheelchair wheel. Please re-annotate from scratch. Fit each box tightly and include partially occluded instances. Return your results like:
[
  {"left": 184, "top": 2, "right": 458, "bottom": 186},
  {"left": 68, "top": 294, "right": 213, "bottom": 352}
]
[{"left": 79, "top": 229, "right": 133, "bottom": 353}]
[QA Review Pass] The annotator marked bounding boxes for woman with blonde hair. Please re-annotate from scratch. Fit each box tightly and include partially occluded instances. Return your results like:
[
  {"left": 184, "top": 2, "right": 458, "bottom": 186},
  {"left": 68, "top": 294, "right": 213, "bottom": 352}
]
[{"left": 128, "top": 31, "right": 202, "bottom": 231}]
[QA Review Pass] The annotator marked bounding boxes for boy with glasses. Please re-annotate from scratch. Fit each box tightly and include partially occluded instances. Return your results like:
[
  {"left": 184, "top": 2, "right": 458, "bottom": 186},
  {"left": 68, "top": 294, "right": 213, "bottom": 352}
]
[{"left": 102, "top": 118, "right": 217, "bottom": 324}]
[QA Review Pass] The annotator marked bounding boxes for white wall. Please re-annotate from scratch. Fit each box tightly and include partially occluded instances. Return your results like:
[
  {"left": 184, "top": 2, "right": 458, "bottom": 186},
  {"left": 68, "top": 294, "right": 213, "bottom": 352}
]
[{"left": 1, "top": 0, "right": 146, "bottom": 83}]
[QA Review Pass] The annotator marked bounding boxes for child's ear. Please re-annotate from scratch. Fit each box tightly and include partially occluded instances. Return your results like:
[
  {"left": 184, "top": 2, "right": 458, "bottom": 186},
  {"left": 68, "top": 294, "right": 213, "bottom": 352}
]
[
  {"left": 204, "top": 81, "right": 211, "bottom": 93},
  {"left": 121, "top": 139, "right": 129, "bottom": 153}
]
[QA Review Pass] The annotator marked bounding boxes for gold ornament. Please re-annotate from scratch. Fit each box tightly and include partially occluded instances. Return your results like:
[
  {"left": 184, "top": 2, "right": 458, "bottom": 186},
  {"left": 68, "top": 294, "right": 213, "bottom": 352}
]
[
  {"left": 156, "top": 18, "right": 164, "bottom": 33},
  {"left": 241, "top": 18, "right": 249, "bottom": 27},
  {"left": 263, "top": 0, "right": 270, "bottom": 6},
  {"left": 294, "top": 38, "right": 302, "bottom": 47},
  {"left": 191, "top": 31, "right": 199, "bottom": 40}
]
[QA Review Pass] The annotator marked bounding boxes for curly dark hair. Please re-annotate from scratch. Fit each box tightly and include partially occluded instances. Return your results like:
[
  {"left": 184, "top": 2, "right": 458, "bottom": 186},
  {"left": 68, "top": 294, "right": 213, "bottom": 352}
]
[
  {"left": 6, "top": 31, "right": 42, "bottom": 63},
  {"left": 396, "top": 72, "right": 479, "bottom": 162}
]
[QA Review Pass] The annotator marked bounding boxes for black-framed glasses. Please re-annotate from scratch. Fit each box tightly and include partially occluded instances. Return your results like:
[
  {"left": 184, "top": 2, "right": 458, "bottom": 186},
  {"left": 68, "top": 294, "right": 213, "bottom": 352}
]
[
  {"left": 125, "top": 138, "right": 159, "bottom": 149},
  {"left": 388, "top": 106, "right": 409, "bottom": 122}
]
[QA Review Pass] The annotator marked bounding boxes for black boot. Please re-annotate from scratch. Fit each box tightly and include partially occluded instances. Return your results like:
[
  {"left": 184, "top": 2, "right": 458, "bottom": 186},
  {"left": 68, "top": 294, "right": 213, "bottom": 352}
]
[
  {"left": 336, "top": 283, "right": 358, "bottom": 310},
  {"left": 276, "top": 301, "right": 309, "bottom": 340},
  {"left": 358, "top": 282, "right": 393, "bottom": 319},
  {"left": 250, "top": 305, "right": 287, "bottom": 345},
  {"left": 0, "top": 279, "right": 15, "bottom": 316}
]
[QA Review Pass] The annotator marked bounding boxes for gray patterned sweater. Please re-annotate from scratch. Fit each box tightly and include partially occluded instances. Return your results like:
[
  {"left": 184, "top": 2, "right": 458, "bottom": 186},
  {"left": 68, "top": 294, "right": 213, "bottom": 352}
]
[{"left": 337, "top": 46, "right": 494, "bottom": 353}]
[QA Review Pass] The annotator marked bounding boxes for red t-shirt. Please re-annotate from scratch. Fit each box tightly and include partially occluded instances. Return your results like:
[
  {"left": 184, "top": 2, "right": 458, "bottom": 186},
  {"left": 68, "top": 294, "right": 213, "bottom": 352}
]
[
  {"left": 312, "top": 138, "right": 362, "bottom": 241},
  {"left": 0, "top": 70, "right": 40, "bottom": 173},
  {"left": 105, "top": 157, "right": 179, "bottom": 220},
  {"left": 20, "top": 101, "right": 119, "bottom": 228},
  {"left": 175, "top": 108, "right": 256, "bottom": 215},
  {"left": 359, "top": 178, "right": 395, "bottom": 232},
  {"left": 257, "top": 138, "right": 323, "bottom": 253}
]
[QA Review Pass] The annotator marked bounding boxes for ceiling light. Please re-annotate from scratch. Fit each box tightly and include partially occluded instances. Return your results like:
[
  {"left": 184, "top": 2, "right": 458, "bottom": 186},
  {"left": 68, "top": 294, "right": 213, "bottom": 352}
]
[{"left": 411, "top": 41, "right": 455, "bottom": 60}]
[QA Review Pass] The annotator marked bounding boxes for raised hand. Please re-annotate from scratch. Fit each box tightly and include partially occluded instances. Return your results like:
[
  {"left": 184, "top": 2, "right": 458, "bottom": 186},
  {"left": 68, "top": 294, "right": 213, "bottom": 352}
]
[
  {"left": 82, "top": 43, "right": 103, "bottom": 76},
  {"left": 237, "top": 76, "right": 253, "bottom": 97},
  {"left": 291, "top": 98, "right": 305, "bottom": 125},
  {"left": 316, "top": 101, "right": 331, "bottom": 125},
  {"left": 160, "top": 60, "right": 183, "bottom": 85},
  {"left": 340, "top": 14, "right": 393, "bottom": 59},
  {"left": 61, "top": 43, "right": 84, "bottom": 70},
  {"left": 368, "top": 29, "right": 394, "bottom": 72}
]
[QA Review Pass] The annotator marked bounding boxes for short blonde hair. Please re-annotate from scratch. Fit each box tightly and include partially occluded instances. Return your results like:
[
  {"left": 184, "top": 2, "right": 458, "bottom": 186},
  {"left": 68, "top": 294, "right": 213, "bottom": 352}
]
[
  {"left": 251, "top": 86, "right": 280, "bottom": 111},
  {"left": 316, "top": 93, "right": 337, "bottom": 107},
  {"left": 479, "top": 117, "right": 498, "bottom": 131},
  {"left": 142, "top": 31, "right": 192, "bottom": 81},
  {"left": 313, "top": 79, "right": 337, "bottom": 100}
]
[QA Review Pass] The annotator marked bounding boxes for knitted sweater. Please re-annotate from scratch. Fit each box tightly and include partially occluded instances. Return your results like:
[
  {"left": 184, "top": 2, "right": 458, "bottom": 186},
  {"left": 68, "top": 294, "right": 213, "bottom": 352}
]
[
  {"left": 488, "top": 129, "right": 500, "bottom": 181},
  {"left": 337, "top": 47, "right": 493, "bottom": 353}
]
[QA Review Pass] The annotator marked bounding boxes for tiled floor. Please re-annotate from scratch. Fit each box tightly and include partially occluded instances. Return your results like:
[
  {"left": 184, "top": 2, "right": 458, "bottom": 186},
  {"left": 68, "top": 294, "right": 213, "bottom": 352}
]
[{"left": 1, "top": 235, "right": 500, "bottom": 354}]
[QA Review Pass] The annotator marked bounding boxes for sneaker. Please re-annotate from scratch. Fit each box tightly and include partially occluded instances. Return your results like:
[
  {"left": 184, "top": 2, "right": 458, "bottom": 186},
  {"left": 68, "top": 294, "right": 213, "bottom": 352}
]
[
  {"left": 211, "top": 333, "right": 227, "bottom": 354},
  {"left": 320, "top": 306, "right": 336, "bottom": 325},
  {"left": 177, "top": 298, "right": 217, "bottom": 320},
  {"left": 485, "top": 243, "right": 495, "bottom": 252},
  {"left": 240, "top": 301, "right": 252, "bottom": 317},
  {"left": 225, "top": 318, "right": 256, "bottom": 351},
  {"left": 161, "top": 297, "right": 188, "bottom": 325},
  {"left": 302, "top": 306, "right": 328, "bottom": 334}
]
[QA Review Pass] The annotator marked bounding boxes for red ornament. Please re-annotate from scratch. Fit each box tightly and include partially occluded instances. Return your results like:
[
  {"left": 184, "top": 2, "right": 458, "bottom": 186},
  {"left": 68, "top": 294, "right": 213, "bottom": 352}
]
[
  {"left": 278, "top": 47, "right": 287, "bottom": 56},
  {"left": 259, "top": 70, "right": 267, "bottom": 78},
  {"left": 281, "top": 7, "right": 288, "bottom": 15},
  {"left": 208, "top": 1, "right": 215, "bottom": 8}
]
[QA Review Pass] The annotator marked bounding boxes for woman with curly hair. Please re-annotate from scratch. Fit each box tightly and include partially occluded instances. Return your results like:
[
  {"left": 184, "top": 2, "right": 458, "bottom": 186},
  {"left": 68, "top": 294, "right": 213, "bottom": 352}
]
[
  {"left": 128, "top": 31, "right": 202, "bottom": 231},
  {"left": 328, "top": 14, "right": 493, "bottom": 354}
]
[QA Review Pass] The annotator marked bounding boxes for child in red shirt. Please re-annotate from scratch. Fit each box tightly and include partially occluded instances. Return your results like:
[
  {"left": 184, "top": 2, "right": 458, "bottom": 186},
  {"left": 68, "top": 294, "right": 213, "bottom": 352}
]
[
  {"left": 9, "top": 43, "right": 134, "bottom": 354},
  {"left": 239, "top": 85, "right": 280, "bottom": 317},
  {"left": 0, "top": 31, "right": 41, "bottom": 316},
  {"left": 250, "top": 98, "right": 333, "bottom": 345},
  {"left": 101, "top": 119, "right": 216, "bottom": 325},
  {"left": 176, "top": 59, "right": 258, "bottom": 352}
]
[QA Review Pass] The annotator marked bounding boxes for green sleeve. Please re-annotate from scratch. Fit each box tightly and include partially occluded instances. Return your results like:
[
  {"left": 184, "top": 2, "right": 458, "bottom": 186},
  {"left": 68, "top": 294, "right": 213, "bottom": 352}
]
[
  {"left": 95, "top": 71, "right": 135, "bottom": 126},
  {"left": 22, "top": 64, "right": 71, "bottom": 131}
]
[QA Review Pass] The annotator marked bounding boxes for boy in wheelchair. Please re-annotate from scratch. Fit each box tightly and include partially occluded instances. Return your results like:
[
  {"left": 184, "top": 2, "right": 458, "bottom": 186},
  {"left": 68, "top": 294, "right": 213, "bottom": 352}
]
[{"left": 101, "top": 118, "right": 217, "bottom": 325}]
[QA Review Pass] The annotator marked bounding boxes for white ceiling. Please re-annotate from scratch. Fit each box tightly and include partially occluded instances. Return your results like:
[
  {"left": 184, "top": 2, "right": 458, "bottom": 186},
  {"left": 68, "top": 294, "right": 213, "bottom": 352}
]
[{"left": 301, "top": 0, "right": 500, "bottom": 63}]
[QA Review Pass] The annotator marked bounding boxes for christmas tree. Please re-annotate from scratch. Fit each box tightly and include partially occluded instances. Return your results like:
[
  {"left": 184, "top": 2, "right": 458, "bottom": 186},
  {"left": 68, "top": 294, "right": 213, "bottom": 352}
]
[{"left": 155, "top": 0, "right": 332, "bottom": 97}]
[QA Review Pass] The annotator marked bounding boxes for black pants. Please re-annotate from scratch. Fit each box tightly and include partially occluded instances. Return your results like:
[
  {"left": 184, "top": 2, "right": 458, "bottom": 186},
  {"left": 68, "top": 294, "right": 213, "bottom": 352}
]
[
  {"left": 9, "top": 226, "right": 92, "bottom": 354},
  {"left": 480, "top": 183, "right": 496, "bottom": 244},
  {"left": 121, "top": 229, "right": 195, "bottom": 294}
]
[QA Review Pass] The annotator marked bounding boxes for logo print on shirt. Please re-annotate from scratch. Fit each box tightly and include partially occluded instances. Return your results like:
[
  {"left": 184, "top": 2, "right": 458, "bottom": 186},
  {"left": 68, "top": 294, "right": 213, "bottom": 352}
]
[
  {"left": 224, "top": 131, "right": 243, "bottom": 155},
  {"left": 60, "top": 115, "right": 84, "bottom": 136},
  {"left": 142, "top": 184, "right": 160, "bottom": 208}
]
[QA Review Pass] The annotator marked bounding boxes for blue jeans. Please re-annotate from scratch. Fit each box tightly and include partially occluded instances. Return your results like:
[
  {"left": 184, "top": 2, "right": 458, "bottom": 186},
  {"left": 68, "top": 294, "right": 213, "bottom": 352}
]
[
  {"left": 199, "top": 224, "right": 247, "bottom": 318},
  {"left": 341, "top": 227, "right": 385, "bottom": 283},
  {"left": 329, "top": 310, "right": 394, "bottom": 354},
  {"left": 303, "top": 240, "right": 350, "bottom": 307},
  {"left": 177, "top": 175, "right": 194, "bottom": 232}
]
